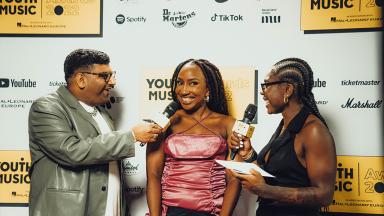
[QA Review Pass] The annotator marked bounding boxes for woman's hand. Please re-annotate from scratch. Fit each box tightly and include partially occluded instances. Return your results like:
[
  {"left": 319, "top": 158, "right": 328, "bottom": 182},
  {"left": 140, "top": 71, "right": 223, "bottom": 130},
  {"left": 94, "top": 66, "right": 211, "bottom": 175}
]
[
  {"left": 228, "top": 132, "right": 252, "bottom": 157},
  {"left": 230, "top": 168, "right": 266, "bottom": 195}
]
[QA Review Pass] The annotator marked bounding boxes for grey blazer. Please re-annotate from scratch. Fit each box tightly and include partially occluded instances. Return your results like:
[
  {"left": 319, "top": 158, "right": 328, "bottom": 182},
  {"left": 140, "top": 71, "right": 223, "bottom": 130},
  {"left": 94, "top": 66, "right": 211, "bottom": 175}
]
[{"left": 28, "top": 85, "right": 135, "bottom": 216}]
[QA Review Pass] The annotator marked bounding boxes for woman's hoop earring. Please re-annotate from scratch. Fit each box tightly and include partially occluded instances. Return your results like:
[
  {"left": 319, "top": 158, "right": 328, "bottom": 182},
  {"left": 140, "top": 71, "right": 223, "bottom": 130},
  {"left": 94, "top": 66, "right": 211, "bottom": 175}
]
[
  {"left": 284, "top": 96, "right": 289, "bottom": 103},
  {"left": 206, "top": 95, "right": 210, "bottom": 102}
]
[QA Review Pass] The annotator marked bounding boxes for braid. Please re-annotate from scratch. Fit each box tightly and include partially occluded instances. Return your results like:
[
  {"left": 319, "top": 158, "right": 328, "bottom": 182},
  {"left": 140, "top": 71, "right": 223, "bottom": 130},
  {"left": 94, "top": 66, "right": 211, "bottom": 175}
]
[
  {"left": 272, "top": 58, "right": 328, "bottom": 128},
  {"left": 171, "top": 59, "right": 229, "bottom": 115}
]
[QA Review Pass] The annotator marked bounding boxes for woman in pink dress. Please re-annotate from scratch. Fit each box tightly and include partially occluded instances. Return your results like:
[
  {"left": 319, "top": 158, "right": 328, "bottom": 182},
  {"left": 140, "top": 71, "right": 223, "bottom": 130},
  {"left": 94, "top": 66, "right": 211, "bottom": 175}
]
[{"left": 146, "top": 59, "right": 242, "bottom": 216}]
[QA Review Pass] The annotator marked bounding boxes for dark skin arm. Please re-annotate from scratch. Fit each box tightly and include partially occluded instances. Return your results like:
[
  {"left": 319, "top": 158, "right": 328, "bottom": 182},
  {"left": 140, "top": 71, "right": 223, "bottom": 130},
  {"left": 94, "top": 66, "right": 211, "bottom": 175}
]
[
  {"left": 218, "top": 116, "right": 242, "bottom": 216},
  {"left": 229, "top": 118, "right": 336, "bottom": 207},
  {"left": 146, "top": 131, "right": 166, "bottom": 216}
]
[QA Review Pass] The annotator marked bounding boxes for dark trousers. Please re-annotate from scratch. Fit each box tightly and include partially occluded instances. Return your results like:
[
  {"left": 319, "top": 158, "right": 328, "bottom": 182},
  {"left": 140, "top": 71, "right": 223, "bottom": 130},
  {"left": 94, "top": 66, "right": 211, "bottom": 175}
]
[
  {"left": 256, "top": 204, "right": 320, "bottom": 216},
  {"left": 166, "top": 206, "right": 214, "bottom": 216}
]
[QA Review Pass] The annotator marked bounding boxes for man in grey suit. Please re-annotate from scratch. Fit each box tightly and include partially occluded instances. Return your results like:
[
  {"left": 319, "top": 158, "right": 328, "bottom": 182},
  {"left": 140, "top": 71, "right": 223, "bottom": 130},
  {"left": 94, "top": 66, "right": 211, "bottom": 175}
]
[{"left": 28, "top": 49, "right": 161, "bottom": 216}]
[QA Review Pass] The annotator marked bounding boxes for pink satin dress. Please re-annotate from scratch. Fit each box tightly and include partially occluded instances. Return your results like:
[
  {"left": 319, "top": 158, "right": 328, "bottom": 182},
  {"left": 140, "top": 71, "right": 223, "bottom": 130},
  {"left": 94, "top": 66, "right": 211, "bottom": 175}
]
[{"left": 161, "top": 111, "right": 227, "bottom": 216}]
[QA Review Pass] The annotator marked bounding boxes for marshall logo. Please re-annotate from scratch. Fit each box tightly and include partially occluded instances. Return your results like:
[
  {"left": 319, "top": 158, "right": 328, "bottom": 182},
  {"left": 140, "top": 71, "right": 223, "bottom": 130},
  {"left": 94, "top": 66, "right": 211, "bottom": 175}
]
[
  {"left": 341, "top": 98, "right": 383, "bottom": 108},
  {"left": 163, "top": 9, "right": 196, "bottom": 28}
]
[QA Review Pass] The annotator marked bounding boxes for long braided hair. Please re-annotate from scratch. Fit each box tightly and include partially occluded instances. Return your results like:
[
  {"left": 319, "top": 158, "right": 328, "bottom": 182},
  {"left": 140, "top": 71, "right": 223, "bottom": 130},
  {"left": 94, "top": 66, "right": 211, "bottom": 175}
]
[
  {"left": 270, "top": 57, "right": 328, "bottom": 128},
  {"left": 171, "top": 59, "right": 229, "bottom": 115}
]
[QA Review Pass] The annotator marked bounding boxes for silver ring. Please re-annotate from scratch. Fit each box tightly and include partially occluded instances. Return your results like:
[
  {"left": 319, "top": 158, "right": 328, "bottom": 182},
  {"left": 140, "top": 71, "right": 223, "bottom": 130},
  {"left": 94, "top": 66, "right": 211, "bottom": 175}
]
[
  {"left": 152, "top": 123, "right": 156, "bottom": 128},
  {"left": 152, "top": 134, "right": 157, "bottom": 139}
]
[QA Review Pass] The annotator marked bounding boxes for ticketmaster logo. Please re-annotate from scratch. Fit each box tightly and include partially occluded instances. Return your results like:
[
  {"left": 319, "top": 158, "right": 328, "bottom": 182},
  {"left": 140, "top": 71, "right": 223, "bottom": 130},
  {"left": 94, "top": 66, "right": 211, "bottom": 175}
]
[{"left": 341, "top": 80, "right": 381, "bottom": 85}]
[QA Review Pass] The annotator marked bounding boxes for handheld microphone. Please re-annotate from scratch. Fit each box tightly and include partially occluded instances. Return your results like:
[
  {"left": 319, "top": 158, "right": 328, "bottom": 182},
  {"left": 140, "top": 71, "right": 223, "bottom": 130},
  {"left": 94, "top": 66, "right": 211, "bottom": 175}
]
[
  {"left": 230, "top": 104, "right": 257, "bottom": 160},
  {"left": 140, "top": 101, "right": 180, "bottom": 147}
]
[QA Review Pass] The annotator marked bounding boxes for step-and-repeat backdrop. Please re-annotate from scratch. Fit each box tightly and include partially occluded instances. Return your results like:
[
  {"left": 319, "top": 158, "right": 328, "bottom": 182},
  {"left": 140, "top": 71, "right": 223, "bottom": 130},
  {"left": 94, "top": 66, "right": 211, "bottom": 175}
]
[{"left": 0, "top": 0, "right": 383, "bottom": 215}]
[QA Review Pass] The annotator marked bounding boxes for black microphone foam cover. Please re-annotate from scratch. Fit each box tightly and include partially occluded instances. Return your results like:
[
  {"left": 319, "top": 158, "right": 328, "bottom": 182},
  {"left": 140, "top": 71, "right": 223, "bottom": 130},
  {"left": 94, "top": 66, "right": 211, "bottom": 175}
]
[
  {"left": 163, "top": 101, "right": 180, "bottom": 118},
  {"left": 243, "top": 104, "right": 257, "bottom": 123}
]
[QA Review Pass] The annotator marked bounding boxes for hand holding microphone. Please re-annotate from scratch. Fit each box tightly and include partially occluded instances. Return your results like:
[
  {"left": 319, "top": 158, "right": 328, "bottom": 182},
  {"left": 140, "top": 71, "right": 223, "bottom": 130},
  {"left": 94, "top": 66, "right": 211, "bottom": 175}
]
[
  {"left": 138, "top": 101, "right": 180, "bottom": 146},
  {"left": 230, "top": 104, "right": 257, "bottom": 160},
  {"left": 131, "top": 121, "right": 162, "bottom": 144}
]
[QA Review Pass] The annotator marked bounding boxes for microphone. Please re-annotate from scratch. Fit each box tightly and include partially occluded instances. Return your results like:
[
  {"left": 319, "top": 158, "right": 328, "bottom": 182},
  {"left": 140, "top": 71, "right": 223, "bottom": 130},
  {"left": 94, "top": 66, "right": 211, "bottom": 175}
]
[
  {"left": 140, "top": 101, "right": 180, "bottom": 147},
  {"left": 230, "top": 104, "right": 257, "bottom": 160}
]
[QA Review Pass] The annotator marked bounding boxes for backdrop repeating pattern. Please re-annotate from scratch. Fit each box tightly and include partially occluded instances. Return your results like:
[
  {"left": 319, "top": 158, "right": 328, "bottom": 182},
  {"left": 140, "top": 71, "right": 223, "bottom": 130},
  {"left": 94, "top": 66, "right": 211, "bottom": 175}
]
[{"left": 0, "top": 0, "right": 382, "bottom": 215}]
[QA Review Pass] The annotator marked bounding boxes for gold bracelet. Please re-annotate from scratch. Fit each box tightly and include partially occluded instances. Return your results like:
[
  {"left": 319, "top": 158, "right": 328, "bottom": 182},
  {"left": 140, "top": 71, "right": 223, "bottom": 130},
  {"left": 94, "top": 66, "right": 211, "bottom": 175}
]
[{"left": 242, "top": 147, "right": 254, "bottom": 161}]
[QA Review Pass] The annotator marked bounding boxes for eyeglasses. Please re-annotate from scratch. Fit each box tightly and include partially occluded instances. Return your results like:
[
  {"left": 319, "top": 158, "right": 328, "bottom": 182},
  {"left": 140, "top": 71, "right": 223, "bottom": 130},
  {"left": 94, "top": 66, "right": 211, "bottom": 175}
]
[
  {"left": 80, "top": 71, "right": 116, "bottom": 83},
  {"left": 260, "top": 81, "right": 288, "bottom": 92}
]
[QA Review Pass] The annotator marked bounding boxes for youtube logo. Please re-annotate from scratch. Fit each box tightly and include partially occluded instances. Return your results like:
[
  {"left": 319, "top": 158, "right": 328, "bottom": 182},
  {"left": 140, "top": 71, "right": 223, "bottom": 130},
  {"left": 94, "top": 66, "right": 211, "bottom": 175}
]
[{"left": 0, "top": 79, "right": 9, "bottom": 88}]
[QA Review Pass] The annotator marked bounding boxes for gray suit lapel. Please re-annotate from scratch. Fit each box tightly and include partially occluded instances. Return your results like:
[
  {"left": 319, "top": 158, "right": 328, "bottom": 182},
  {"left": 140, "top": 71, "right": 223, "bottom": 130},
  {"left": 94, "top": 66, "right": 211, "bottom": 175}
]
[{"left": 56, "top": 85, "right": 102, "bottom": 135}]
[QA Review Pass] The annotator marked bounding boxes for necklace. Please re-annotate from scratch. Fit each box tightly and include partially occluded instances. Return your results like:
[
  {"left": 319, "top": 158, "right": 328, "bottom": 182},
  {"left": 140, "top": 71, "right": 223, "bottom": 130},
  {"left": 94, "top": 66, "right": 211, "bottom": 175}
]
[
  {"left": 88, "top": 107, "right": 98, "bottom": 117},
  {"left": 281, "top": 125, "right": 286, "bottom": 132}
]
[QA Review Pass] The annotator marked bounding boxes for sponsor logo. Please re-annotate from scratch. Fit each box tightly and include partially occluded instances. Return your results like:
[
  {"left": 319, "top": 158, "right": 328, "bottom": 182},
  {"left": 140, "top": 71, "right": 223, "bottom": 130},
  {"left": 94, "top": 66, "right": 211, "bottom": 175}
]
[
  {"left": 116, "top": 14, "right": 146, "bottom": 24},
  {"left": 330, "top": 156, "right": 384, "bottom": 213},
  {"left": 116, "top": 0, "right": 147, "bottom": 6},
  {"left": 341, "top": 98, "right": 382, "bottom": 108},
  {"left": 313, "top": 78, "right": 326, "bottom": 87},
  {"left": 311, "top": 0, "right": 354, "bottom": 10},
  {"left": 335, "top": 163, "right": 353, "bottom": 193},
  {"left": 163, "top": 9, "right": 195, "bottom": 28},
  {"left": 341, "top": 80, "right": 381, "bottom": 85},
  {"left": 0, "top": 78, "right": 36, "bottom": 88},
  {"left": 0, "top": 157, "right": 31, "bottom": 184},
  {"left": 261, "top": 9, "right": 280, "bottom": 23},
  {"left": 331, "top": 17, "right": 342, "bottom": 22},
  {"left": 0, "top": 99, "right": 35, "bottom": 109},
  {"left": 122, "top": 159, "right": 144, "bottom": 176},
  {"left": 364, "top": 169, "right": 384, "bottom": 193},
  {"left": 15, "top": 22, "right": 66, "bottom": 28},
  {"left": 0, "top": 79, "right": 10, "bottom": 88},
  {"left": 262, "top": 16, "right": 280, "bottom": 23},
  {"left": 316, "top": 101, "right": 328, "bottom": 105},
  {"left": 262, "top": 8, "right": 276, "bottom": 14},
  {"left": 116, "top": 14, "right": 125, "bottom": 24},
  {"left": 100, "top": 96, "right": 125, "bottom": 109},
  {"left": 125, "top": 186, "right": 145, "bottom": 193},
  {"left": 0, "top": 0, "right": 37, "bottom": 15},
  {"left": 147, "top": 78, "right": 172, "bottom": 101},
  {"left": 49, "top": 81, "right": 67, "bottom": 87},
  {"left": 330, "top": 17, "right": 382, "bottom": 22},
  {"left": 10, "top": 191, "right": 29, "bottom": 197},
  {"left": 335, "top": 162, "right": 384, "bottom": 196},
  {"left": 211, "top": 14, "right": 243, "bottom": 22}
]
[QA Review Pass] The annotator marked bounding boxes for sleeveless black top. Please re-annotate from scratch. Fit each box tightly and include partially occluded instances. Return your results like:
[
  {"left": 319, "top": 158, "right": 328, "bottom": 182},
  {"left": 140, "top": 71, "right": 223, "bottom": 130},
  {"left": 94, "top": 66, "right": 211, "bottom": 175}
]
[{"left": 256, "top": 106, "right": 319, "bottom": 215}]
